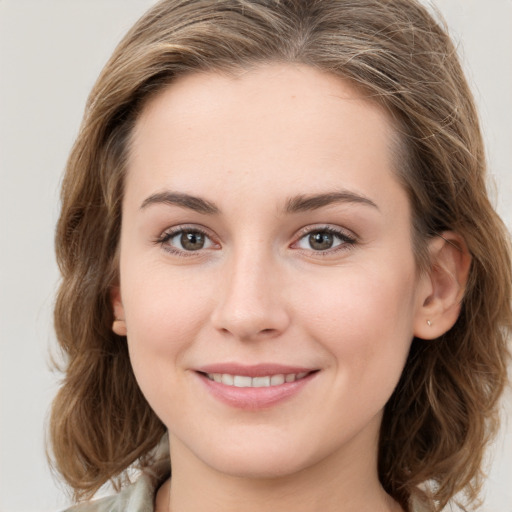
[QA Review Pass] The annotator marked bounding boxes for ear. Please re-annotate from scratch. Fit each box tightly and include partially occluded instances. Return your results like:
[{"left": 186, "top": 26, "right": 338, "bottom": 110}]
[
  {"left": 111, "top": 285, "right": 127, "bottom": 336},
  {"left": 414, "top": 232, "right": 471, "bottom": 340}
]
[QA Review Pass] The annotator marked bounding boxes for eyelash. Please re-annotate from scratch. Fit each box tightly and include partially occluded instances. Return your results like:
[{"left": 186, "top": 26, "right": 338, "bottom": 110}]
[
  {"left": 154, "top": 225, "right": 357, "bottom": 257},
  {"left": 154, "top": 226, "right": 217, "bottom": 257},
  {"left": 292, "top": 225, "right": 357, "bottom": 255}
]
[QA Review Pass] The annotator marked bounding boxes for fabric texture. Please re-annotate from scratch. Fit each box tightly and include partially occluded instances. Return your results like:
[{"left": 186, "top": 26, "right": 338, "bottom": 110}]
[{"left": 61, "top": 458, "right": 170, "bottom": 512}]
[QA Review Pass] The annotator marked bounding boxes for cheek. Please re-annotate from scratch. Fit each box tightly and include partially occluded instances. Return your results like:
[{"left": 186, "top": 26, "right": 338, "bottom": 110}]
[
  {"left": 123, "top": 261, "right": 211, "bottom": 339},
  {"left": 297, "top": 261, "right": 417, "bottom": 379},
  {"left": 120, "top": 263, "right": 214, "bottom": 395}
]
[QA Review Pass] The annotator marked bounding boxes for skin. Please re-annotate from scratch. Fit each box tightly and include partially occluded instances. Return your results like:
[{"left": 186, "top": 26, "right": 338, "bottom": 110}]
[{"left": 112, "top": 64, "right": 469, "bottom": 512}]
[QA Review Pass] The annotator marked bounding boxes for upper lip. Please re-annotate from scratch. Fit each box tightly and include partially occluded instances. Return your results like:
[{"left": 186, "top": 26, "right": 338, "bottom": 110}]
[{"left": 195, "top": 363, "right": 317, "bottom": 377}]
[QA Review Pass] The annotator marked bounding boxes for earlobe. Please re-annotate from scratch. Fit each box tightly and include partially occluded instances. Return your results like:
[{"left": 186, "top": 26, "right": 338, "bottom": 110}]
[
  {"left": 111, "top": 285, "right": 127, "bottom": 336},
  {"left": 414, "top": 232, "right": 471, "bottom": 340},
  {"left": 113, "top": 319, "right": 128, "bottom": 336}
]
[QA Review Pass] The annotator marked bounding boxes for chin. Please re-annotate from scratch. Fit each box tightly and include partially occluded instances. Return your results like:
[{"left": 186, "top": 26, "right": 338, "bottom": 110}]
[
  {"left": 205, "top": 450, "right": 311, "bottom": 480},
  {"left": 179, "top": 428, "right": 331, "bottom": 481}
]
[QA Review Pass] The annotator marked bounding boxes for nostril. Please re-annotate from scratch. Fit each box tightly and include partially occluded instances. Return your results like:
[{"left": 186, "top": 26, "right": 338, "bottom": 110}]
[{"left": 211, "top": 293, "right": 291, "bottom": 340}]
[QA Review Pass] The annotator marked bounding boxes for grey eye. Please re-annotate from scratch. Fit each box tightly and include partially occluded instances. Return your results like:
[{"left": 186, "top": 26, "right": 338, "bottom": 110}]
[
  {"left": 295, "top": 228, "right": 355, "bottom": 253},
  {"left": 181, "top": 231, "right": 205, "bottom": 250},
  {"left": 169, "top": 230, "right": 213, "bottom": 251},
  {"left": 308, "top": 232, "right": 335, "bottom": 250}
]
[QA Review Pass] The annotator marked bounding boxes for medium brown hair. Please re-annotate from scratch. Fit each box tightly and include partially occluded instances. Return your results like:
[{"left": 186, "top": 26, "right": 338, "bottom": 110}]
[{"left": 50, "top": 1, "right": 512, "bottom": 510}]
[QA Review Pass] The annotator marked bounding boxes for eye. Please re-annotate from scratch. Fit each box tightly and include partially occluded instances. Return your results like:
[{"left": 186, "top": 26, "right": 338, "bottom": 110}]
[
  {"left": 157, "top": 227, "right": 216, "bottom": 253},
  {"left": 294, "top": 227, "right": 356, "bottom": 253}
]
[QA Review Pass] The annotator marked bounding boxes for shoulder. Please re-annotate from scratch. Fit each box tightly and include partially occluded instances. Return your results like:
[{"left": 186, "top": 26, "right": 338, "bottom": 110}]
[
  {"left": 409, "top": 495, "right": 435, "bottom": 512},
  {"left": 61, "top": 459, "right": 170, "bottom": 512},
  {"left": 61, "top": 473, "right": 155, "bottom": 512}
]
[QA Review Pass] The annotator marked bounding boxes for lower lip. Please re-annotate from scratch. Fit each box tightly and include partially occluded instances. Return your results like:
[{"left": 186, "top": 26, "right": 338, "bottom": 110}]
[{"left": 196, "top": 372, "right": 317, "bottom": 410}]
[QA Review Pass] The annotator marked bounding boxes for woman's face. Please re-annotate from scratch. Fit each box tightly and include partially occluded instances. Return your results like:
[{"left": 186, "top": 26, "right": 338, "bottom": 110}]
[{"left": 115, "top": 64, "right": 431, "bottom": 479}]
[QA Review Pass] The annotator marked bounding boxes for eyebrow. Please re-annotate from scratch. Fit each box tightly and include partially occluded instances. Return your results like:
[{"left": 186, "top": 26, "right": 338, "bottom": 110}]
[
  {"left": 139, "top": 189, "right": 378, "bottom": 215},
  {"left": 285, "top": 191, "right": 379, "bottom": 213},
  {"left": 140, "top": 191, "right": 220, "bottom": 214}
]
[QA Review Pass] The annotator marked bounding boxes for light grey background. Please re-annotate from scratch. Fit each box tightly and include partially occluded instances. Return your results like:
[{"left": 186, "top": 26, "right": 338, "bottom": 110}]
[{"left": 0, "top": 1, "right": 510, "bottom": 511}]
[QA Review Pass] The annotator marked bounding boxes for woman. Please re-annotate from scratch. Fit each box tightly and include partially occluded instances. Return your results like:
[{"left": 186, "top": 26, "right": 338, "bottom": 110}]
[{"left": 49, "top": 1, "right": 512, "bottom": 511}]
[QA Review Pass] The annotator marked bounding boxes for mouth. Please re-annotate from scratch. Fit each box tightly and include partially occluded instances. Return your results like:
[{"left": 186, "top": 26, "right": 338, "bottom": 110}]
[
  {"left": 194, "top": 365, "right": 319, "bottom": 409},
  {"left": 202, "top": 371, "right": 312, "bottom": 387}
]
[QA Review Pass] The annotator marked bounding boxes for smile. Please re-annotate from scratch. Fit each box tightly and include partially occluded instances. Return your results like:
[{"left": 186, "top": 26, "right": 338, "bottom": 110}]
[
  {"left": 205, "top": 372, "right": 310, "bottom": 387},
  {"left": 195, "top": 366, "right": 319, "bottom": 409}
]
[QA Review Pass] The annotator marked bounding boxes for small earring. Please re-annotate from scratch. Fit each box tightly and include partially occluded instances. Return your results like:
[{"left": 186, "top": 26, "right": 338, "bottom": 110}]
[
  {"left": 113, "top": 319, "right": 127, "bottom": 336},
  {"left": 426, "top": 319, "right": 432, "bottom": 327}
]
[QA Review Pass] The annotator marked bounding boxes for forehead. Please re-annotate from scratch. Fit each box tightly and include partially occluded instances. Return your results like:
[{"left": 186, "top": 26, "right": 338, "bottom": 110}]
[
  {"left": 126, "top": 63, "right": 402, "bottom": 211},
  {"left": 132, "top": 63, "right": 393, "bottom": 146}
]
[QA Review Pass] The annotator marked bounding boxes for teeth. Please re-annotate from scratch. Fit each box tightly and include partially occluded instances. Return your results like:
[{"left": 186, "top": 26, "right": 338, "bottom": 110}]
[
  {"left": 252, "top": 376, "right": 270, "bottom": 387},
  {"left": 206, "top": 372, "right": 309, "bottom": 387},
  {"left": 233, "top": 375, "right": 252, "bottom": 387},
  {"left": 270, "top": 374, "right": 285, "bottom": 386},
  {"left": 221, "top": 374, "right": 234, "bottom": 385}
]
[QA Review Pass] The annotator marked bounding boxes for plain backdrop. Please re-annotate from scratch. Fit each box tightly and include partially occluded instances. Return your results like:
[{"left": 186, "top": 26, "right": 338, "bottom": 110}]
[{"left": 0, "top": 1, "right": 511, "bottom": 511}]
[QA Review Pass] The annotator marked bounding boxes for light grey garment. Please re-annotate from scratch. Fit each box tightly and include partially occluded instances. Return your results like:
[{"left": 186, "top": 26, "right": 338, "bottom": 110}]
[{"left": 62, "top": 459, "right": 170, "bottom": 512}]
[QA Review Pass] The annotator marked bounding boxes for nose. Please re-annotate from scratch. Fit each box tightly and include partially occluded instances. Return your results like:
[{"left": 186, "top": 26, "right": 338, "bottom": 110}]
[{"left": 211, "top": 247, "right": 291, "bottom": 341}]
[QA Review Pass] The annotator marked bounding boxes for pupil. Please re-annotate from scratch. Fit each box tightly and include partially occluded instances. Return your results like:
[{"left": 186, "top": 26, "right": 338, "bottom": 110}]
[
  {"left": 181, "top": 231, "right": 204, "bottom": 250},
  {"left": 309, "top": 232, "right": 333, "bottom": 250}
]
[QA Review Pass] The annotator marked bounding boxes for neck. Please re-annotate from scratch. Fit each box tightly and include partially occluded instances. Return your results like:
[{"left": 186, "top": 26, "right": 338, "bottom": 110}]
[{"left": 160, "top": 426, "right": 403, "bottom": 512}]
